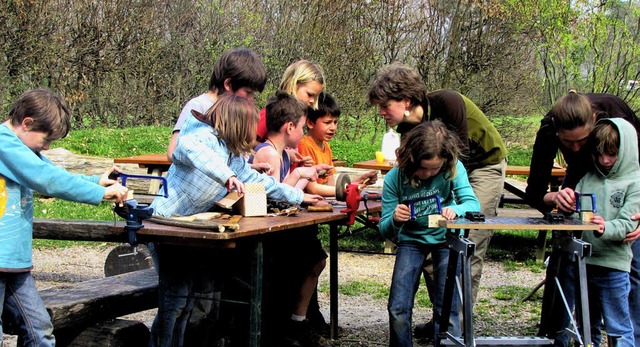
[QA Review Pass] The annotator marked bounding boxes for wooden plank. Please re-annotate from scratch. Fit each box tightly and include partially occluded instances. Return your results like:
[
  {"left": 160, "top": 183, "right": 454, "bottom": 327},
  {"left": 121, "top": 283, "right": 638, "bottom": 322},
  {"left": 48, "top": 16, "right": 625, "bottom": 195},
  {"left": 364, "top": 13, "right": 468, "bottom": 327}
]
[
  {"left": 497, "top": 208, "right": 543, "bottom": 218},
  {"left": 113, "top": 153, "right": 169, "bottom": 167},
  {"left": 440, "top": 216, "right": 599, "bottom": 231},
  {"left": 41, "top": 268, "right": 158, "bottom": 331},
  {"left": 505, "top": 165, "right": 566, "bottom": 177},
  {"left": 352, "top": 159, "right": 394, "bottom": 173}
]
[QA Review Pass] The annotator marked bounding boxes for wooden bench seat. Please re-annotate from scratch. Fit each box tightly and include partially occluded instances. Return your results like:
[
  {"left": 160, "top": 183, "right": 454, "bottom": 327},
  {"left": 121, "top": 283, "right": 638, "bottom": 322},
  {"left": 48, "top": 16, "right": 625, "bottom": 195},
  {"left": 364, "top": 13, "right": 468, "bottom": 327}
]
[
  {"left": 42, "top": 267, "right": 158, "bottom": 331},
  {"left": 5, "top": 268, "right": 158, "bottom": 346}
]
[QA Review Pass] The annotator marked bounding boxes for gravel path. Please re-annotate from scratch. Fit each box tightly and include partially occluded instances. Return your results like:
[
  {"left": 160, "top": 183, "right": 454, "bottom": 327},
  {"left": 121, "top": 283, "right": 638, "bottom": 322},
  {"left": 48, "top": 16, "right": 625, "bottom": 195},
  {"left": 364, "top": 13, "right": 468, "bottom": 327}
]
[{"left": 1, "top": 246, "right": 547, "bottom": 346}]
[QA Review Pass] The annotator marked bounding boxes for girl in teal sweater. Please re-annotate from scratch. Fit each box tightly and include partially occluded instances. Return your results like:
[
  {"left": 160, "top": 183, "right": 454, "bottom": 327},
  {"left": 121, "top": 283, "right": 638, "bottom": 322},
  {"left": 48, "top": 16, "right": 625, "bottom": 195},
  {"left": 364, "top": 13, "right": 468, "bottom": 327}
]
[{"left": 379, "top": 121, "right": 479, "bottom": 347}]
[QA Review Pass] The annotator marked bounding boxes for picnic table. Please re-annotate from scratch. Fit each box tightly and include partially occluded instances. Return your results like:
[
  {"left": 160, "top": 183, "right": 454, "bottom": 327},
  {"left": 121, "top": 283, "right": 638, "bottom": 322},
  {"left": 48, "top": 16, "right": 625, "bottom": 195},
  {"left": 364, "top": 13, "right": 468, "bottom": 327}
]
[
  {"left": 114, "top": 154, "right": 170, "bottom": 194},
  {"left": 114, "top": 154, "right": 347, "bottom": 194},
  {"left": 108, "top": 200, "right": 381, "bottom": 346}
]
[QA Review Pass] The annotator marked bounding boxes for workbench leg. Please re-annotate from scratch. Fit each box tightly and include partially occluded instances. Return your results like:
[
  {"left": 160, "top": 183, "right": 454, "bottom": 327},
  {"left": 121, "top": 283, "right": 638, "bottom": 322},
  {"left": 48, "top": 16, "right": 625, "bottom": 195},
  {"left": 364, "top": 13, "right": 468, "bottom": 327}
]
[
  {"left": 442, "top": 231, "right": 475, "bottom": 347},
  {"left": 576, "top": 252, "right": 592, "bottom": 347},
  {"left": 249, "top": 240, "right": 263, "bottom": 347},
  {"left": 461, "top": 249, "right": 474, "bottom": 347},
  {"left": 330, "top": 223, "right": 339, "bottom": 340}
]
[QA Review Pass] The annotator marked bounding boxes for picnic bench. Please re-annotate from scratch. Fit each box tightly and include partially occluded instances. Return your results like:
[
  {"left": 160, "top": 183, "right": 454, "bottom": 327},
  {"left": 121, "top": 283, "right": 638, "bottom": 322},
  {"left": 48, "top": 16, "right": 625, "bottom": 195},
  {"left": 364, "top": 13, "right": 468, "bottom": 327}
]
[
  {"left": 39, "top": 268, "right": 157, "bottom": 346},
  {"left": 19, "top": 219, "right": 159, "bottom": 346}
]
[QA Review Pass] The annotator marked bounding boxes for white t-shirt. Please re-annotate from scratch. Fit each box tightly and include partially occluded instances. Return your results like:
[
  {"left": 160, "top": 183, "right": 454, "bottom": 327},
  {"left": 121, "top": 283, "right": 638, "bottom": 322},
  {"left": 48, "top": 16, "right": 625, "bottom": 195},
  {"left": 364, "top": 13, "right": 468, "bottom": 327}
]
[{"left": 172, "top": 93, "right": 216, "bottom": 132}]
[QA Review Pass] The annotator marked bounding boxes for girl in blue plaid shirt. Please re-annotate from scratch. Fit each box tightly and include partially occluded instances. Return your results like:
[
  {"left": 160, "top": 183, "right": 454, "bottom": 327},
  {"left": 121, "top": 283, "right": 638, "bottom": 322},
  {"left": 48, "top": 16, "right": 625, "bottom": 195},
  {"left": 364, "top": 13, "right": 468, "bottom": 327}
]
[{"left": 149, "top": 94, "right": 323, "bottom": 346}]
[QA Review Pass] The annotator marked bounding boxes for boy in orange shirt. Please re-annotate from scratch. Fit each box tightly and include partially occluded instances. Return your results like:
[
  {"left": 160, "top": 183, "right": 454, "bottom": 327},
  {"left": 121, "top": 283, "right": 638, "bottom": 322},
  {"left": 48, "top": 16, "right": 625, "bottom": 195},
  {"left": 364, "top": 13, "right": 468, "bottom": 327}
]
[{"left": 298, "top": 92, "right": 377, "bottom": 196}]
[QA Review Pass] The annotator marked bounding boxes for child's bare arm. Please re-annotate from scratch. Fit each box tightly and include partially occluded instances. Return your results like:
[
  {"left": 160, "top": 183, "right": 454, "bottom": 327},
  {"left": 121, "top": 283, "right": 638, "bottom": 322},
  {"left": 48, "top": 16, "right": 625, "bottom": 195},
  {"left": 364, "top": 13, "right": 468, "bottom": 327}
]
[
  {"left": 253, "top": 146, "right": 282, "bottom": 181},
  {"left": 354, "top": 170, "right": 379, "bottom": 185}
]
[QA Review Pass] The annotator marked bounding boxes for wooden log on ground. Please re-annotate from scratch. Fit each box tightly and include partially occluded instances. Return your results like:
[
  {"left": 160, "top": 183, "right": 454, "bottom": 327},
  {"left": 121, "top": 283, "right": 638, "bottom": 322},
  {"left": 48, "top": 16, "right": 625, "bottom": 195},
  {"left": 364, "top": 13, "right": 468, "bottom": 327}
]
[
  {"left": 63, "top": 319, "right": 150, "bottom": 347},
  {"left": 33, "top": 218, "right": 125, "bottom": 242}
]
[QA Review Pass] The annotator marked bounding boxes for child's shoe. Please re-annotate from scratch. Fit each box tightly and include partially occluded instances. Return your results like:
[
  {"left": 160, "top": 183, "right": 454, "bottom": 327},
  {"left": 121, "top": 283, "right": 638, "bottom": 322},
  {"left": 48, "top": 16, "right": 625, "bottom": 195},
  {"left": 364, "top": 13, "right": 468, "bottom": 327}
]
[{"left": 283, "top": 319, "right": 326, "bottom": 347}]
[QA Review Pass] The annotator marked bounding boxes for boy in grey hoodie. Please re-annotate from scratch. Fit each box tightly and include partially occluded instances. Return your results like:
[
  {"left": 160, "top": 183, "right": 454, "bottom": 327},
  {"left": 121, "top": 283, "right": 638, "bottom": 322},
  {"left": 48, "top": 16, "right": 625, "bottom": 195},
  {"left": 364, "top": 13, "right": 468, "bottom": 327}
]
[{"left": 561, "top": 118, "right": 638, "bottom": 346}]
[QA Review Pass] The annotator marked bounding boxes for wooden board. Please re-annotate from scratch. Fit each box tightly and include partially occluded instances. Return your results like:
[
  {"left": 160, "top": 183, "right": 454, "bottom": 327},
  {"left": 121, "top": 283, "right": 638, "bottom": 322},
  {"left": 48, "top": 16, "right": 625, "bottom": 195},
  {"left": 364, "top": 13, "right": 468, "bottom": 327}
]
[{"left": 439, "top": 216, "right": 599, "bottom": 231}]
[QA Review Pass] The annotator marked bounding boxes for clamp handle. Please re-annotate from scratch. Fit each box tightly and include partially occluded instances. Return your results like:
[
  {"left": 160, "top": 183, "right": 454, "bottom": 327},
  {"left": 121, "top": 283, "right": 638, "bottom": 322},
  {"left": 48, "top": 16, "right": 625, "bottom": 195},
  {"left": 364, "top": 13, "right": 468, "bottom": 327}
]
[
  {"left": 575, "top": 192, "right": 597, "bottom": 213},
  {"left": 405, "top": 194, "right": 442, "bottom": 221}
]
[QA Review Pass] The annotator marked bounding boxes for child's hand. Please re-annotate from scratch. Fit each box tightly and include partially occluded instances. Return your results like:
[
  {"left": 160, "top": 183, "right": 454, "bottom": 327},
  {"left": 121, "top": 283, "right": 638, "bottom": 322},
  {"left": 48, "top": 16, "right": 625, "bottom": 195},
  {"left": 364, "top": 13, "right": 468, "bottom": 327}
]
[
  {"left": 625, "top": 213, "right": 640, "bottom": 242},
  {"left": 251, "top": 162, "right": 273, "bottom": 175},
  {"left": 288, "top": 148, "right": 314, "bottom": 167},
  {"left": 226, "top": 176, "right": 244, "bottom": 194},
  {"left": 103, "top": 183, "right": 129, "bottom": 203},
  {"left": 314, "top": 164, "right": 334, "bottom": 178},
  {"left": 303, "top": 193, "right": 324, "bottom": 205},
  {"left": 295, "top": 167, "right": 319, "bottom": 182},
  {"left": 393, "top": 204, "right": 410, "bottom": 223},
  {"left": 99, "top": 165, "right": 123, "bottom": 186},
  {"left": 441, "top": 207, "right": 457, "bottom": 220},
  {"left": 590, "top": 215, "right": 605, "bottom": 234},
  {"left": 553, "top": 188, "right": 576, "bottom": 213},
  {"left": 355, "top": 170, "right": 378, "bottom": 185}
]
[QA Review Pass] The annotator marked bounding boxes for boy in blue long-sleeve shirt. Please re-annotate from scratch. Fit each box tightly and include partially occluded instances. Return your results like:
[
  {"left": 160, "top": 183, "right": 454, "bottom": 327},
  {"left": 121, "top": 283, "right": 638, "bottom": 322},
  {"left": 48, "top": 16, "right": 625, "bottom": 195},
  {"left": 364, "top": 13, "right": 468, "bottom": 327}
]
[{"left": 0, "top": 88, "right": 128, "bottom": 345}]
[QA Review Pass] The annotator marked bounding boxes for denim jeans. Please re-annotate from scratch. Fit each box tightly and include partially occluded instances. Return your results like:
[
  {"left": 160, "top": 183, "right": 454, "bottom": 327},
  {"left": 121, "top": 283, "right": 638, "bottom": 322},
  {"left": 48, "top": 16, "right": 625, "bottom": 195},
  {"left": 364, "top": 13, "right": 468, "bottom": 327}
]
[
  {"left": 0, "top": 272, "right": 55, "bottom": 346},
  {"left": 388, "top": 242, "right": 460, "bottom": 347},
  {"left": 630, "top": 240, "right": 640, "bottom": 347},
  {"left": 149, "top": 245, "right": 221, "bottom": 347},
  {"left": 466, "top": 159, "right": 506, "bottom": 304},
  {"left": 587, "top": 265, "right": 634, "bottom": 347}
]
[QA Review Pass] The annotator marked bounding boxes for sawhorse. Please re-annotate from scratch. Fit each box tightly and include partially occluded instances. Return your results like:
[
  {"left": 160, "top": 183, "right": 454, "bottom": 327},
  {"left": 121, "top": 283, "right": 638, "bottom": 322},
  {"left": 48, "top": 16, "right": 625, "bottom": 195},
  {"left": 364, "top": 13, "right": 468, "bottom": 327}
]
[{"left": 437, "top": 217, "right": 596, "bottom": 346}]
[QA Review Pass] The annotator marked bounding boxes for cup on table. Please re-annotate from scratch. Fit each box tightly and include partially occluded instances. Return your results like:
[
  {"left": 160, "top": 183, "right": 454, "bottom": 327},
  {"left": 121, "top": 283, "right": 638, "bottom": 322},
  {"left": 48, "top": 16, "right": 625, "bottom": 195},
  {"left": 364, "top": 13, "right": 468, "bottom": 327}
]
[{"left": 375, "top": 151, "right": 385, "bottom": 164}]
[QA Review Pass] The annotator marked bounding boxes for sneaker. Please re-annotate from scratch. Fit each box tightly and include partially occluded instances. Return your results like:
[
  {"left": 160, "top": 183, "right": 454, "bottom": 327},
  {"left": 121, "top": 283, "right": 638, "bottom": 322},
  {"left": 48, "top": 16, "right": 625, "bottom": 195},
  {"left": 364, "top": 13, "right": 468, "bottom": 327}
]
[
  {"left": 310, "top": 320, "right": 346, "bottom": 338},
  {"left": 283, "top": 319, "right": 326, "bottom": 347},
  {"left": 414, "top": 320, "right": 435, "bottom": 343}
]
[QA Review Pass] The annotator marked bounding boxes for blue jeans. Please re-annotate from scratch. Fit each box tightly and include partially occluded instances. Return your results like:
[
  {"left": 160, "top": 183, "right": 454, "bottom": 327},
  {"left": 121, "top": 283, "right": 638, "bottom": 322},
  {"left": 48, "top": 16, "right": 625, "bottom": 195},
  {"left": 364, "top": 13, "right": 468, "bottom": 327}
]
[
  {"left": 630, "top": 240, "right": 640, "bottom": 347},
  {"left": 149, "top": 245, "right": 220, "bottom": 347},
  {"left": 587, "top": 265, "right": 634, "bottom": 347},
  {"left": 388, "top": 242, "right": 460, "bottom": 347},
  {"left": 0, "top": 272, "right": 55, "bottom": 346}
]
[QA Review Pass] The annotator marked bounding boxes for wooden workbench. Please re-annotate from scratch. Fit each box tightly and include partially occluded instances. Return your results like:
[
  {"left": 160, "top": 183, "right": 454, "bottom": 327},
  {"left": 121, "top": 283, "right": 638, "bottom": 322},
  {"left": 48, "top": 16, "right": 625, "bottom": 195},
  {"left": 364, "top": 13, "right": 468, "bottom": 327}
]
[{"left": 108, "top": 201, "right": 381, "bottom": 346}]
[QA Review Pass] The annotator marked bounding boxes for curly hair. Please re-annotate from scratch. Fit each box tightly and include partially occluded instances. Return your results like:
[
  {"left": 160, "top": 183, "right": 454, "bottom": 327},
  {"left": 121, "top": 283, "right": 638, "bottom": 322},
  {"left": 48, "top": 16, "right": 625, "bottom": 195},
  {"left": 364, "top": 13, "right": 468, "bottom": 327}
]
[
  {"left": 396, "top": 121, "right": 461, "bottom": 182},
  {"left": 368, "top": 63, "right": 429, "bottom": 111}
]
